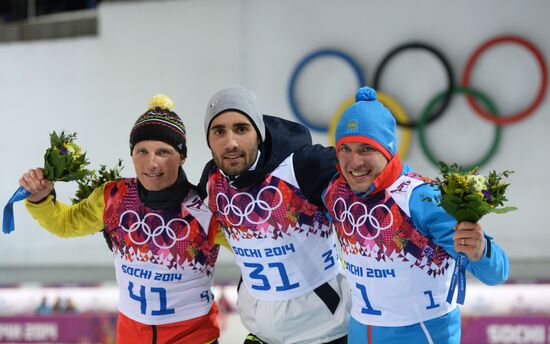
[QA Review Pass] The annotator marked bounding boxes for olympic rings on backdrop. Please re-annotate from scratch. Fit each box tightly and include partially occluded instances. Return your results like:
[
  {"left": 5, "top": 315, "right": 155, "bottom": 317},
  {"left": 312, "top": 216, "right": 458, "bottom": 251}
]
[
  {"left": 287, "top": 35, "right": 546, "bottom": 167},
  {"left": 288, "top": 49, "right": 366, "bottom": 132},
  {"left": 332, "top": 197, "right": 393, "bottom": 240},
  {"left": 417, "top": 86, "right": 501, "bottom": 170},
  {"left": 119, "top": 210, "right": 191, "bottom": 249},
  {"left": 462, "top": 35, "right": 549, "bottom": 125},
  {"left": 328, "top": 92, "right": 413, "bottom": 159},
  {"left": 373, "top": 42, "right": 455, "bottom": 128}
]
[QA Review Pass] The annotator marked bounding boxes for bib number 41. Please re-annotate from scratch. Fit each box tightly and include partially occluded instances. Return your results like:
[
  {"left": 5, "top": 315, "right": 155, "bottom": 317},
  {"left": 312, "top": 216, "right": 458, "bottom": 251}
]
[{"left": 128, "top": 282, "right": 175, "bottom": 316}]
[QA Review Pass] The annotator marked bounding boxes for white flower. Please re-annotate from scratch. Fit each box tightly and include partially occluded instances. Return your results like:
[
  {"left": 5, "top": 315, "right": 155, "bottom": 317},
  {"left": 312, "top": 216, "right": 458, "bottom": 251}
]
[
  {"left": 64, "top": 143, "right": 75, "bottom": 154},
  {"left": 467, "top": 174, "right": 487, "bottom": 192}
]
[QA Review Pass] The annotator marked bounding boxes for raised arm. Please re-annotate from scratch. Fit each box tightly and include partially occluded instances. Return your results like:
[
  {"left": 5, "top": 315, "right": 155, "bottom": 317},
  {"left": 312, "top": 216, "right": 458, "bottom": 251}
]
[{"left": 21, "top": 167, "right": 106, "bottom": 238}]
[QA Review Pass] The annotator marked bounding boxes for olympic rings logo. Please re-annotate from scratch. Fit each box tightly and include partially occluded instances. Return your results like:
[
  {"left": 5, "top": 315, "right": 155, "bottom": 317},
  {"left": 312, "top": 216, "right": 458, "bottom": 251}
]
[
  {"left": 288, "top": 35, "right": 548, "bottom": 169},
  {"left": 216, "top": 186, "right": 283, "bottom": 226},
  {"left": 332, "top": 197, "right": 393, "bottom": 240},
  {"left": 119, "top": 210, "right": 191, "bottom": 249}
]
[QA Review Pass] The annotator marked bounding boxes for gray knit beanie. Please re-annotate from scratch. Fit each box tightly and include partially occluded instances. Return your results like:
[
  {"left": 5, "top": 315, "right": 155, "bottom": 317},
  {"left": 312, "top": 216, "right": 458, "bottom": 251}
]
[{"left": 205, "top": 86, "right": 265, "bottom": 145}]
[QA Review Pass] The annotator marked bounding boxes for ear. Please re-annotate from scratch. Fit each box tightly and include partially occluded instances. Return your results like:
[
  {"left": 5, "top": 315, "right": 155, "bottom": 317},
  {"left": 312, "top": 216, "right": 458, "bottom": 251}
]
[{"left": 180, "top": 155, "right": 186, "bottom": 166}]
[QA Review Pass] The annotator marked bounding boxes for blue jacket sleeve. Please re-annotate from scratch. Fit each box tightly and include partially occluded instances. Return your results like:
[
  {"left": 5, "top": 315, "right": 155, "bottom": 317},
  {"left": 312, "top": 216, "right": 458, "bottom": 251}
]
[{"left": 409, "top": 183, "right": 509, "bottom": 286}]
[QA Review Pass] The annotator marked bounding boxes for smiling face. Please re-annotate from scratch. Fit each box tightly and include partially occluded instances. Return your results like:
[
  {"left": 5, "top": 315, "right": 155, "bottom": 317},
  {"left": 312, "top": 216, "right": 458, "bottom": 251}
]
[
  {"left": 132, "top": 140, "right": 184, "bottom": 191},
  {"left": 207, "top": 111, "right": 260, "bottom": 177},
  {"left": 337, "top": 142, "right": 389, "bottom": 193}
]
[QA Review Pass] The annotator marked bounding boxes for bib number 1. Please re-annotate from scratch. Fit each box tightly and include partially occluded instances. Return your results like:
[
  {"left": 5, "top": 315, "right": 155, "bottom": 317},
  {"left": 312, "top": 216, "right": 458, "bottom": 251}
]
[{"left": 356, "top": 283, "right": 382, "bottom": 316}]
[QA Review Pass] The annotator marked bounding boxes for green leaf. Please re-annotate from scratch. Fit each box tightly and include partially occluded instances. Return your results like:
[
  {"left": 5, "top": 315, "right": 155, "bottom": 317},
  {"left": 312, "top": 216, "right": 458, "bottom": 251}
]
[
  {"left": 466, "top": 200, "right": 482, "bottom": 210},
  {"left": 43, "top": 149, "right": 53, "bottom": 179},
  {"left": 454, "top": 208, "right": 481, "bottom": 223},
  {"left": 44, "top": 163, "right": 55, "bottom": 180},
  {"left": 476, "top": 203, "right": 492, "bottom": 214},
  {"left": 70, "top": 159, "right": 124, "bottom": 204},
  {"left": 58, "top": 170, "right": 89, "bottom": 182},
  {"left": 441, "top": 194, "right": 462, "bottom": 205},
  {"left": 50, "top": 131, "right": 59, "bottom": 147},
  {"left": 441, "top": 199, "right": 460, "bottom": 214},
  {"left": 464, "top": 194, "right": 483, "bottom": 202},
  {"left": 46, "top": 150, "right": 66, "bottom": 179},
  {"left": 490, "top": 206, "right": 518, "bottom": 214}
]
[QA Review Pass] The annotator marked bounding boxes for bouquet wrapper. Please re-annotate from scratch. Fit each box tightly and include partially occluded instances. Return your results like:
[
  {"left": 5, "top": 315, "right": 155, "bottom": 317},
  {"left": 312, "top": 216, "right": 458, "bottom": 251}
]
[
  {"left": 2, "top": 186, "right": 31, "bottom": 234},
  {"left": 446, "top": 252, "right": 468, "bottom": 305}
]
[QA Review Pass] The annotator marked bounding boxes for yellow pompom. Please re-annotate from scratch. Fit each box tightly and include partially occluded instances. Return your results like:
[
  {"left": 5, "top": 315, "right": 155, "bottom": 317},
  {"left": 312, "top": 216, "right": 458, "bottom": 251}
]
[{"left": 148, "top": 94, "right": 175, "bottom": 111}]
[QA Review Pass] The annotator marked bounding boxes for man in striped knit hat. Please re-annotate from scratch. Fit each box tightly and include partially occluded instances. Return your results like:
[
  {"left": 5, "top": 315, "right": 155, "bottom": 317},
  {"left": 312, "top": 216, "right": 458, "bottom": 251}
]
[{"left": 19, "top": 95, "right": 225, "bottom": 344}]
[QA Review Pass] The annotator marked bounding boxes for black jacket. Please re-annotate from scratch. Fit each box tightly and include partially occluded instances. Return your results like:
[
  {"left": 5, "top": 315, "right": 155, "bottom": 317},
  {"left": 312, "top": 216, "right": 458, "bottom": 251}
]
[{"left": 199, "top": 115, "right": 337, "bottom": 206}]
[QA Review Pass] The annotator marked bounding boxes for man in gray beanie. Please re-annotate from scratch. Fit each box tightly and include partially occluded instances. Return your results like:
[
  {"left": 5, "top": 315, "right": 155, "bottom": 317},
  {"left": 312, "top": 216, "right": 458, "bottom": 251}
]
[
  {"left": 205, "top": 86, "right": 265, "bottom": 145},
  {"left": 199, "top": 86, "right": 350, "bottom": 344}
]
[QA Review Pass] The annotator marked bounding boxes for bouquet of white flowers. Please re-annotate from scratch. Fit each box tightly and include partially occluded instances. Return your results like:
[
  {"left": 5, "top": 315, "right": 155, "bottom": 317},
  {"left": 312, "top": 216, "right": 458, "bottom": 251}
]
[
  {"left": 431, "top": 162, "right": 516, "bottom": 222},
  {"left": 428, "top": 161, "right": 516, "bottom": 304}
]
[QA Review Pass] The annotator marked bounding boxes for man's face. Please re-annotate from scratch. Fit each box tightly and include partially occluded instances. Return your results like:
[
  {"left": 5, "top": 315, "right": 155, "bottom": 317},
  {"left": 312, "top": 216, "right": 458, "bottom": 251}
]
[
  {"left": 337, "top": 142, "right": 388, "bottom": 193},
  {"left": 132, "top": 140, "right": 184, "bottom": 191},
  {"left": 208, "top": 111, "right": 260, "bottom": 176}
]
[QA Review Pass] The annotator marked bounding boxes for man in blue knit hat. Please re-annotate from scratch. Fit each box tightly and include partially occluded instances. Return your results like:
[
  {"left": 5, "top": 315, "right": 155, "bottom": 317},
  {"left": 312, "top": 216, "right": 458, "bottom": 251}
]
[{"left": 322, "top": 86, "right": 509, "bottom": 343}]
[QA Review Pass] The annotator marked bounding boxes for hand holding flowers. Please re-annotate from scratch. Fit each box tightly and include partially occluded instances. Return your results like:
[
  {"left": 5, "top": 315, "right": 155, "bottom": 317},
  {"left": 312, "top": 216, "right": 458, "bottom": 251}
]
[
  {"left": 453, "top": 221, "right": 485, "bottom": 262},
  {"left": 3, "top": 131, "right": 91, "bottom": 234},
  {"left": 427, "top": 161, "right": 516, "bottom": 305}
]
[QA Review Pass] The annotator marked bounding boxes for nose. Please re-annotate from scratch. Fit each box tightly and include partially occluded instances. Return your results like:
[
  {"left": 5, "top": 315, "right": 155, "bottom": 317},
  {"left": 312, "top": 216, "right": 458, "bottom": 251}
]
[
  {"left": 146, "top": 153, "right": 160, "bottom": 168},
  {"left": 349, "top": 152, "right": 364, "bottom": 168},
  {"left": 225, "top": 131, "right": 239, "bottom": 150}
]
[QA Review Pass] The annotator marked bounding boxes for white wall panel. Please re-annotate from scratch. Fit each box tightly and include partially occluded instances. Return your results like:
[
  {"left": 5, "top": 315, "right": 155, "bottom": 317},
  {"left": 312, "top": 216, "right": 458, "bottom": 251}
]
[{"left": 0, "top": 0, "right": 548, "bottom": 280}]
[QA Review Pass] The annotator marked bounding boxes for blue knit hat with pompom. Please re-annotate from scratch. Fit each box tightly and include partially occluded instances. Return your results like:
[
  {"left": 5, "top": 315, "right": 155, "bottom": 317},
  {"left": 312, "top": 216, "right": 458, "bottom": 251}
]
[{"left": 334, "top": 86, "right": 396, "bottom": 159}]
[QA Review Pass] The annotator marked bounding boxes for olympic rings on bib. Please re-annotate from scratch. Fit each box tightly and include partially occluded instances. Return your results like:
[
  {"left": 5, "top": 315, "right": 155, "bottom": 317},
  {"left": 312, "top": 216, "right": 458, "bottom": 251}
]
[
  {"left": 373, "top": 42, "right": 455, "bottom": 129},
  {"left": 119, "top": 210, "right": 191, "bottom": 249},
  {"left": 332, "top": 197, "right": 393, "bottom": 240},
  {"left": 462, "top": 35, "right": 548, "bottom": 125},
  {"left": 216, "top": 186, "right": 283, "bottom": 227},
  {"left": 288, "top": 49, "right": 366, "bottom": 132}
]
